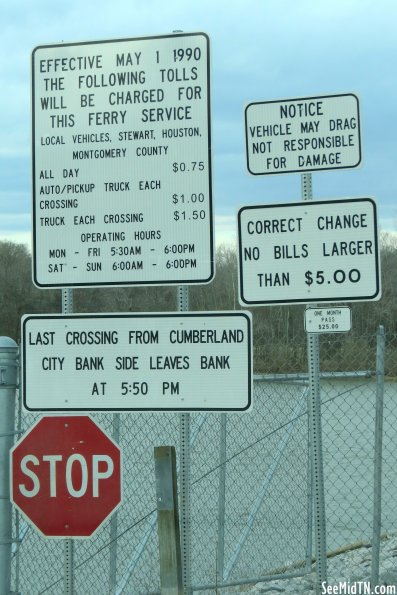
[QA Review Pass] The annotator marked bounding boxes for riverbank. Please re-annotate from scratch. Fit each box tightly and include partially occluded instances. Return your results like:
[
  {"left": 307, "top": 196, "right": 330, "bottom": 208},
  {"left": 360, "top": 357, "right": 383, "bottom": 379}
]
[
  {"left": 195, "top": 535, "right": 397, "bottom": 594},
  {"left": 243, "top": 534, "right": 397, "bottom": 594}
]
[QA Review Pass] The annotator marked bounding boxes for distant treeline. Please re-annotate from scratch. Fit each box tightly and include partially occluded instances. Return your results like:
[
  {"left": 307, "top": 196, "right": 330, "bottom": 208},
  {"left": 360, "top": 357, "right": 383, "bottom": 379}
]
[{"left": 1, "top": 232, "right": 396, "bottom": 374}]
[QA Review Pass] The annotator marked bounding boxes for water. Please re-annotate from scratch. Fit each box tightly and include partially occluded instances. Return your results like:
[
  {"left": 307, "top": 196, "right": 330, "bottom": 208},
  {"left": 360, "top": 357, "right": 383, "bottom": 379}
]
[
  {"left": 11, "top": 378, "right": 397, "bottom": 594},
  {"left": 321, "top": 378, "right": 397, "bottom": 549}
]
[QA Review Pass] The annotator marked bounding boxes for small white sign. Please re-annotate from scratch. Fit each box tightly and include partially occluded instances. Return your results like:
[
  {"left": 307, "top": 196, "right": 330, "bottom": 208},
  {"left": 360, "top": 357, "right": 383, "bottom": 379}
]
[
  {"left": 245, "top": 93, "right": 361, "bottom": 175},
  {"left": 32, "top": 33, "right": 213, "bottom": 287},
  {"left": 22, "top": 312, "right": 252, "bottom": 412},
  {"left": 237, "top": 198, "right": 380, "bottom": 306},
  {"left": 304, "top": 306, "right": 351, "bottom": 333}
]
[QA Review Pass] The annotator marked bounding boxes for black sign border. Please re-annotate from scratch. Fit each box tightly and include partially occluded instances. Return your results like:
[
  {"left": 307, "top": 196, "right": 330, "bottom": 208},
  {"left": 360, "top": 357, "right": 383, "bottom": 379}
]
[
  {"left": 31, "top": 32, "right": 214, "bottom": 288},
  {"left": 237, "top": 197, "right": 380, "bottom": 305},
  {"left": 22, "top": 311, "right": 252, "bottom": 412},
  {"left": 244, "top": 93, "right": 362, "bottom": 176}
]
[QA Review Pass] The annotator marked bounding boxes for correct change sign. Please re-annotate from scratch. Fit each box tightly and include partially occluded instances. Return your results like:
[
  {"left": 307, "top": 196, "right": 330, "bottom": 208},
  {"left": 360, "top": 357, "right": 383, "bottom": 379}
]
[
  {"left": 22, "top": 312, "right": 252, "bottom": 412},
  {"left": 32, "top": 32, "right": 213, "bottom": 287},
  {"left": 245, "top": 93, "right": 361, "bottom": 175},
  {"left": 237, "top": 198, "right": 380, "bottom": 305}
]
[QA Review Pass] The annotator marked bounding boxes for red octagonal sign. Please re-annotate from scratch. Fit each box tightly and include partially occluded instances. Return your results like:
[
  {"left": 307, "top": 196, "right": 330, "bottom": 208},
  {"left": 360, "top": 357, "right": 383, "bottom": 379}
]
[{"left": 10, "top": 415, "right": 122, "bottom": 538}]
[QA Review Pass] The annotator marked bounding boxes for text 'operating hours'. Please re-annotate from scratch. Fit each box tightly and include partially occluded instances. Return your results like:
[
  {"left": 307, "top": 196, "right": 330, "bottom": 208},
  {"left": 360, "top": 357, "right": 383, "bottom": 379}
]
[
  {"left": 32, "top": 32, "right": 213, "bottom": 287},
  {"left": 237, "top": 198, "right": 380, "bottom": 306},
  {"left": 22, "top": 313, "right": 252, "bottom": 412}
]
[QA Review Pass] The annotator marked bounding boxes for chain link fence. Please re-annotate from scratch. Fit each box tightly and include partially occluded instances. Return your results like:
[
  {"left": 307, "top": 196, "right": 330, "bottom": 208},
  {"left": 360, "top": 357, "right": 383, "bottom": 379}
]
[
  {"left": 320, "top": 329, "right": 397, "bottom": 586},
  {"left": 10, "top": 328, "right": 397, "bottom": 593}
]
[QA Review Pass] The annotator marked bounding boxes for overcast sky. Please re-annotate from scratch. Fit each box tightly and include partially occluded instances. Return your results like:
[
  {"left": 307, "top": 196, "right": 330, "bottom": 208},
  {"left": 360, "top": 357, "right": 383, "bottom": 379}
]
[{"left": 1, "top": 0, "right": 396, "bottom": 251}]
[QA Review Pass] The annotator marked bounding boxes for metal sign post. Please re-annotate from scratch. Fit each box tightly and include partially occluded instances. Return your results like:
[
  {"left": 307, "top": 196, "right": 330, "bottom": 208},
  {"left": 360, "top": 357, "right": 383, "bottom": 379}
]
[
  {"left": 241, "top": 90, "right": 374, "bottom": 595},
  {"left": 62, "top": 288, "right": 74, "bottom": 595},
  {"left": 28, "top": 31, "right": 216, "bottom": 595},
  {"left": 302, "top": 173, "right": 327, "bottom": 590}
]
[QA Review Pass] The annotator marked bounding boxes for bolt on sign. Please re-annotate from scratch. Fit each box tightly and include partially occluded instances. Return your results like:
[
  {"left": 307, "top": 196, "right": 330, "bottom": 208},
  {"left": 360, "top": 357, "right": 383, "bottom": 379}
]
[
  {"left": 32, "top": 32, "right": 213, "bottom": 287},
  {"left": 21, "top": 311, "right": 252, "bottom": 412},
  {"left": 245, "top": 93, "right": 361, "bottom": 175},
  {"left": 237, "top": 198, "right": 380, "bottom": 306},
  {"left": 10, "top": 415, "right": 122, "bottom": 538}
]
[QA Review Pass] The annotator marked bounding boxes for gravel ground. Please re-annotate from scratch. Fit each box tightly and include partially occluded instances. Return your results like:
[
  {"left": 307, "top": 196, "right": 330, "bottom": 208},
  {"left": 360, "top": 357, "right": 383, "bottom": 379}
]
[{"left": 195, "top": 535, "right": 397, "bottom": 594}]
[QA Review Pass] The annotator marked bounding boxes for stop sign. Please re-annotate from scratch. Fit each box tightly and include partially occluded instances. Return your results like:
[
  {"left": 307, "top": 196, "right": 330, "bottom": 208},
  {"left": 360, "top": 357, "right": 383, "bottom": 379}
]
[{"left": 10, "top": 415, "right": 122, "bottom": 537}]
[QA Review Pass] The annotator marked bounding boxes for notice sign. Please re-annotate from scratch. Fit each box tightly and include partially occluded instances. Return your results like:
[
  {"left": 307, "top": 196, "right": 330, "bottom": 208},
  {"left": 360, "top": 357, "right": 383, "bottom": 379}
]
[
  {"left": 22, "top": 312, "right": 252, "bottom": 412},
  {"left": 245, "top": 93, "right": 361, "bottom": 175},
  {"left": 304, "top": 306, "right": 352, "bottom": 333},
  {"left": 32, "top": 33, "right": 213, "bottom": 287},
  {"left": 237, "top": 198, "right": 380, "bottom": 306}
]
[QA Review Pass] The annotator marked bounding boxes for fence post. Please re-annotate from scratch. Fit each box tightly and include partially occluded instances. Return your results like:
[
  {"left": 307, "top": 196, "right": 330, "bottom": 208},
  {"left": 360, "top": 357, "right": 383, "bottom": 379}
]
[
  {"left": 0, "top": 336, "right": 18, "bottom": 595},
  {"left": 371, "top": 325, "right": 385, "bottom": 587},
  {"left": 216, "top": 413, "right": 227, "bottom": 585},
  {"left": 154, "top": 446, "right": 183, "bottom": 594},
  {"left": 179, "top": 413, "right": 191, "bottom": 594},
  {"left": 305, "top": 416, "right": 314, "bottom": 573},
  {"left": 307, "top": 332, "right": 327, "bottom": 591}
]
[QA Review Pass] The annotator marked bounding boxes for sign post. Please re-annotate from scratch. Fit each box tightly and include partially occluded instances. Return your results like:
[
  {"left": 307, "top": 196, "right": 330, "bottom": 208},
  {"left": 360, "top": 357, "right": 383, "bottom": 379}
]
[
  {"left": 32, "top": 32, "right": 213, "bottom": 287},
  {"left": 242, "top": 91, "right": 370, "bottom": 591},
  {"left": 62, "top": 287, "right": 74, "bottom": 593},
  {"left": 301, "top": 172, "right": 327, "bottom": 589},
  {"left": 30, "top": 32, "right": 217, "bottom": 595}
]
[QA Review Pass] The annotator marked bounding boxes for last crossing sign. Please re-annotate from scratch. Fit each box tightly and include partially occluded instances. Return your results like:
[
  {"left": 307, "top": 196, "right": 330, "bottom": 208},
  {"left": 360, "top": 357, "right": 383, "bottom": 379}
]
[
  {"left": 237, "top": 198, "right": 381, "bottom": 306},
  {"left": 22, "top": 312, "right": 252, "bottom": 412}
]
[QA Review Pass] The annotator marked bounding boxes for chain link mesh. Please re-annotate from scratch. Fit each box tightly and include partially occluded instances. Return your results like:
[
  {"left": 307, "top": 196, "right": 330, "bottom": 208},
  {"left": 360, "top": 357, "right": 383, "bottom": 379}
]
[{"left": 10, "top": 330, "right": 397, "bottom": 593}]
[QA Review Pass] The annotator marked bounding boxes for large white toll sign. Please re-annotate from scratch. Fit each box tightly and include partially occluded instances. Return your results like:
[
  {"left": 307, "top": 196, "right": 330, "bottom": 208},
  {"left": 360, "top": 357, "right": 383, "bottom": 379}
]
[
  {"left": 22, "top": 312, "right": 252, "bottom": 411},
  {"left": 32, "top": 33, "right": 213, "bottom": 287},
  {"left": 237, "top": 198, "right": 380, "bottom": 306},
  {"left": 245, "top": 93, "right": 361, "bottom": 175}
]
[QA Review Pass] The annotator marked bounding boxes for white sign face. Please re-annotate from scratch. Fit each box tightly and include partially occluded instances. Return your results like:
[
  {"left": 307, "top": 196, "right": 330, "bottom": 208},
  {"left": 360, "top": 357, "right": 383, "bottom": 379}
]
[
  {"left": 237, "top": 198, "right": 380, "bottom": 306},
  {"left": 22, "top": 312, "right": 252, "bottom": 412},
  {"left": 245, "top": 93, "right": 361, "bottom": 175},
  {"left": 32, "top": 33, "right": 213, "bottom": 287},
  {"left": 304, "top": 306, "right": 352, "bottom": 333}
]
